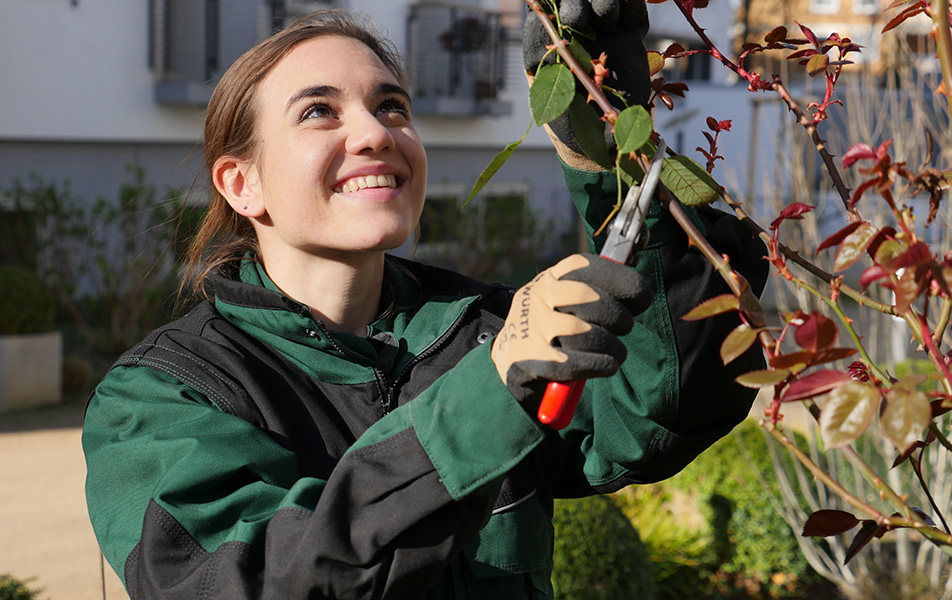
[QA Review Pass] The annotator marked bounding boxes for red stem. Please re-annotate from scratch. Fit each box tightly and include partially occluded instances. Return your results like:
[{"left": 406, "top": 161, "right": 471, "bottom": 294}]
[{"left": 918, "top": 313, "right": 952, "bottom": 388}]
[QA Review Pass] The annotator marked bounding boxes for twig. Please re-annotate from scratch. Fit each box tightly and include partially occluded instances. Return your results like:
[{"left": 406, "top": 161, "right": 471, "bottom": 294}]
[
  {"left": 917, "top": 312, "right": 952, "bottom": 393},
  {"left": 797, "top": 276, "right": 891, "bottom": 384},
  {"left": 935, "top": 298, "right": 952, "bottom": 348},
  {"left": 930, "top": 422, "right": 952, "bottom": 454},
  {"left": 770, "top": 78, "right": 859, "bottom": 222},
  {"left": 667, "top": 0, "right": 859, "bottom": 221},
  {"left": 719, "top": 189, "right": 896, "bottom": 315},
  {"left": 934, "top": 0, "right": 952, "bottom": 118},
  {"left": 910, "top": 448, "right": 952, "bottom": 534},
  {"left": 763, "top": 421, "right": 893, "bottom": 522}
]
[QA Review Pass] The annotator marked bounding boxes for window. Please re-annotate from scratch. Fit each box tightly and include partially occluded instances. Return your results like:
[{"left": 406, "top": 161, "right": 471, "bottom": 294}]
[
  {"left": 809, "top": 0, "right": 840, "bottom": 14},
  {"left": 150, "top": 0, "right": 336, "bottom": 105},
  {"left": 661, "top": 43, "right": 712, "bottom": 82},
  {"left": 271, "top": 0, "right": 337, "bottom": 30},
  {"left": 853, "top": 0, "right": 878, "bottom": 14},
  {"left": 150, "top": 0, "right": 262, "bottom": 105}
]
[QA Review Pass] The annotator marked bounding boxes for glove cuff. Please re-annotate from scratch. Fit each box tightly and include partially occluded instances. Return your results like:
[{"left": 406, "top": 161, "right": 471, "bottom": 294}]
[
  {"left": 543, "top": 124, "right": 606, "bottom": 172},
  {"left": 525, "top": 71, "right": 606, "bottom": 173}
]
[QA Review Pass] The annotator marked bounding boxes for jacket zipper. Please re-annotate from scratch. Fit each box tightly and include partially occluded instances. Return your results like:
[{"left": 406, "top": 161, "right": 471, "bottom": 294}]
[
  {"left": 307, "top": 297, "right": 484, "bottom": 415},
  {"left": 384, "top": 299, "right": 483, "bottom": 413}
]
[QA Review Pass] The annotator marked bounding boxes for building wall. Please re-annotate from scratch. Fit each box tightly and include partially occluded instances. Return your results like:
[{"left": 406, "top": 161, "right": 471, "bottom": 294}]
[
  {"left": 0, "top": 0, "right": 202, "bottom": 143},
  {"left": 0, "top": 0, "right": 562, "bottom": 243}
]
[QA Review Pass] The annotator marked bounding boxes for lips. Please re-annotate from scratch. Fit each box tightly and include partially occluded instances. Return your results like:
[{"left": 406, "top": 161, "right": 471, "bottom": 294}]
[{"left": 333, "top": 173, "right": 398, "bottom": 194}]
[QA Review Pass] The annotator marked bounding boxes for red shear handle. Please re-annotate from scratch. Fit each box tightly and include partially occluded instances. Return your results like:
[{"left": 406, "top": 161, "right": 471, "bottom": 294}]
[{"left": 537, "top": 380, "right": 585, "bottom": 429}]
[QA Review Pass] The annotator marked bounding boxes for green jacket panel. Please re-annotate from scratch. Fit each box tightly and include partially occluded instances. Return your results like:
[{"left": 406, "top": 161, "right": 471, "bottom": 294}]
[{"left": 83, "top": 162, "right": 766, "bottom": 599}]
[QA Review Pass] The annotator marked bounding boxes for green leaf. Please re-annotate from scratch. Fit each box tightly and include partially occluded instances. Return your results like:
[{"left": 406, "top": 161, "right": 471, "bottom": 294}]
[
  {"left": 466, "top": 123, "right": 531, "bottom": 205},
  {"left": 736, "top": 368, "right": 791, "bottom": 389},
  {"left": 530, "top": 63, "right": 575, "bottom": 125},
  {"left": 613, "top": 106, "right": 652, "bottom": 154},
  {"left": 873, "top": 238, "right": 909, "bottom": 267},
  {"left": 568, "top": 94, "right": 613, "bottom": 169},
  {"left": 882, "top": 387, "right": 931, "bottom": 454},
  {"left": 617, "top": 152, "right": 645, "bottom": 189},
  {"left": 819, "top": 381, "right": 878, "bottom": 449},
  {"left": 681, "top": 294, "right": 739, "bottom": 321},
  {"left": 833, "top": 223, "right": 877, "bottom": 272},
  {"left": 721, "top": 324, "right": 759, "bottom": 365},
  {"left": 806, "top": 53, "right": 830, "bottom": 77},
  {"left": 660, "top": 155, "right": 721, "bottom": 206},
  {"left": 568, "top": 38, "right": 593, "bottom": 73},
  {"left": 646, "top": 50, "right": 665, "bottom": 77}
]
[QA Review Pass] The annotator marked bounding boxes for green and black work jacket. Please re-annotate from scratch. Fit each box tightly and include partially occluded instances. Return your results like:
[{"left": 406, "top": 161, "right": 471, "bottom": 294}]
[{"left": 83, "top": 165, "right": 768, "bottom": 599}]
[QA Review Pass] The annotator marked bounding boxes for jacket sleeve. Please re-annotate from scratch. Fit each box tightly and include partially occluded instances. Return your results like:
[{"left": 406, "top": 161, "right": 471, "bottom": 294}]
[
  {"left": 83, "top": 342, "right": 544, "bottom": 600},
  {"left": 548, "top": 162, "right": 769, "bottom": 497}
]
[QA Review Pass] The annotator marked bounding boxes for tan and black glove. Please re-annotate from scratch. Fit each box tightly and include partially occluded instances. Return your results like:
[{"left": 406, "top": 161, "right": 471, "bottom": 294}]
[{"left": 492, "top": 254, "right": 653, "bottom": 405}]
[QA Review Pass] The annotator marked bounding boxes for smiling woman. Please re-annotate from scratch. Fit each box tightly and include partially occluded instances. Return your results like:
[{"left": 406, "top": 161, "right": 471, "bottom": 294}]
[
  {"left": 210, "top": 34, "right": 427, "bottom": 332},
  {"left": 81, "top": 5, "right": 768, "bottom": 600}
]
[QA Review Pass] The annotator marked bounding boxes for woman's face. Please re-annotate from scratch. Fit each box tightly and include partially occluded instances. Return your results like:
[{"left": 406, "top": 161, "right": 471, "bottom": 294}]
[{"left": 243, "top": 35, "right": 427, "bottom": 261}]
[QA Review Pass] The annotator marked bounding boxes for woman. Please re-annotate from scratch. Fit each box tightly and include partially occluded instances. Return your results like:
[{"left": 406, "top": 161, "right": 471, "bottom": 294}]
[{"left": 83, "top": 7, "right": 766, "bottom": 599}]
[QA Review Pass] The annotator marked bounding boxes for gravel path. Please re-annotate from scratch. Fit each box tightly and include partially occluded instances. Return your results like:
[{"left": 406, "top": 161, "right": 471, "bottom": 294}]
[{"left": 0, "top": 403, "right": 128, "bottom": 600}]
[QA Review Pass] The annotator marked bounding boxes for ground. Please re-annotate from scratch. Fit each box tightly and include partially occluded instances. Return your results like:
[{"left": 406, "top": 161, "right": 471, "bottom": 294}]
[{"left": 0, "top": 402, "right": 128, "bottom": 600}]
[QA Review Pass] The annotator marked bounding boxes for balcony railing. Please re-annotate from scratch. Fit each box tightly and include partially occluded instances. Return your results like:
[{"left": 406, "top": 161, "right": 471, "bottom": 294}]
[{"left": 407, "top": 2, "right": 513, "bottom": 117}]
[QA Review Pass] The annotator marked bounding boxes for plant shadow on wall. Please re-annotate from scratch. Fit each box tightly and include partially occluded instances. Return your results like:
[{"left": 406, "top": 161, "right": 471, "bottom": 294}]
[{"left": 0, "top": 166, "right": 204, "bottom": 400}]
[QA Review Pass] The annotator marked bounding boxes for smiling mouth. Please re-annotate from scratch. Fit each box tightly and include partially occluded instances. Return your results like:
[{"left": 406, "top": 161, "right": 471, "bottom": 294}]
[{"left": 334, "top": 174, "right": 398, "bottom": 194}]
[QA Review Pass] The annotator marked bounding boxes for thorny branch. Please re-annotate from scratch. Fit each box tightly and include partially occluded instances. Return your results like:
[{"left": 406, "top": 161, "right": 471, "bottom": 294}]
[{"left": 523, "top": 0, "right": 952, "bottom": 557}]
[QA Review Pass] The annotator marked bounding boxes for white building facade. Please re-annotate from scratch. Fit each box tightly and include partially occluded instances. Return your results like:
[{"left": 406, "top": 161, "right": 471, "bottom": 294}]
[
  {"left": 0, "top": 0, "right": 775, "bottom": 281},
  {"left": 0, "top": 0, "right": 579, "bottom": 280}
]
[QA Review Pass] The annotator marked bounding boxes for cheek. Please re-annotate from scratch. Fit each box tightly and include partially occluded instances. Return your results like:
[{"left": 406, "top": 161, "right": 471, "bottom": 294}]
[{"left": 398, "top": 128, "right": 427, "bottom": 174}]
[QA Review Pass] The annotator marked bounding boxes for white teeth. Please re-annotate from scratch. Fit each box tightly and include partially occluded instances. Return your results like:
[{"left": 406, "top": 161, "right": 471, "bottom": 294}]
[{"left": 335, "top": 174, "right": 397, "bottom": 194}]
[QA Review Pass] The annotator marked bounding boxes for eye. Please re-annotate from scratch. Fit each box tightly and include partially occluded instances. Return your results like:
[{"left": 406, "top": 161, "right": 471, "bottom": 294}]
[
  {"left": 376, "top": 96, "right": 411, "bottom": 121},
  {"left": 301, "top": 103, "right": 337, "bottom": 121}
]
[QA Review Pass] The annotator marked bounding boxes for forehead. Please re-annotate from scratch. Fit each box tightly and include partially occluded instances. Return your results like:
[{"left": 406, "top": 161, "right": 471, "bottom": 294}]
[{"left": 262, "top": 36, "right": 398, "bottom": 97}]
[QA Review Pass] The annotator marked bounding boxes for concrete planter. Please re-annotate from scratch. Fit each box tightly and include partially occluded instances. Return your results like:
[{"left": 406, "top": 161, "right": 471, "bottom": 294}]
[{"left": 0, "top": 331, "right": 63, "bottom": 412}]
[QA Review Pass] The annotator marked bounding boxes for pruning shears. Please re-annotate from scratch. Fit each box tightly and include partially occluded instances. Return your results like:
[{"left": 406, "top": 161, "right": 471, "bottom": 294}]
[{"left": 537, "top": 139, "right": 667, "bottom": 430}]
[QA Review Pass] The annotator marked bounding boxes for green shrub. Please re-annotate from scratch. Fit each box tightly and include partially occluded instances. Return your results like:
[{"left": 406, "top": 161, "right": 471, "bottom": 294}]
[
  {"left": 613, "top": 484, "right": 715, "bottom": 600},
  {"left": 552, "top": 494, "right": 657, "bottom": 600},
  {"left": 0, "top": 574, "right": 43, "bottom": 600},
  {"left": 616, "top": 421, "right": 823, "bottom": 599},
  {"left": 1, "top": 169, "right": 199, "bottom": 360},
  {"left": 0, "top": 265, "right": 55, "bottom": 335}
]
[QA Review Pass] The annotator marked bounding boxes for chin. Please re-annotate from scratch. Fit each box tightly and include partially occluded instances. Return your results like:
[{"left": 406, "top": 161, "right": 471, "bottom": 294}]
[{"left": 352, "top": 228, "right": 415, "bottom": 253}]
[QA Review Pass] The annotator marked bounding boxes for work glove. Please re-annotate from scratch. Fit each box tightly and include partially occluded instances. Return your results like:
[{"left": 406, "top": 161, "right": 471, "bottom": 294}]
[
  {"left": 492, "top": 254, "right": 653, "bottom": 406},
  {"left": 523, "top": 0, "right": 651, "bottom": 168}
]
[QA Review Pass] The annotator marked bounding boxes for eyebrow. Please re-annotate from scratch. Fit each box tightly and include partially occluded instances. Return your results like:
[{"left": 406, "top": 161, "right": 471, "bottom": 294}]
[{"left": 285, "top": 83, "right": 411, "bottom": 113}]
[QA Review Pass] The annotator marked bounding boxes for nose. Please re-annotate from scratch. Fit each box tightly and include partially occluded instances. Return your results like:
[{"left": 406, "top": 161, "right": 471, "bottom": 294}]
[{"left": 345, "top": 109, "right": 395, "bottom": 155}]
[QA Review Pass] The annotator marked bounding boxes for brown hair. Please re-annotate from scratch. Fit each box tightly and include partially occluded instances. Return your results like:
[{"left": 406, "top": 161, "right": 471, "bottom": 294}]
[{"left": 182, "top": 9, "right": 408, "bottom": 296}]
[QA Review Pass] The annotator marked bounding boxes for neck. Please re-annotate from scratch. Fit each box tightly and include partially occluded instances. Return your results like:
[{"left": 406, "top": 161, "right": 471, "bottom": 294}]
[{"left": 261, "top": 250, "right": 386, "bottom": 337}]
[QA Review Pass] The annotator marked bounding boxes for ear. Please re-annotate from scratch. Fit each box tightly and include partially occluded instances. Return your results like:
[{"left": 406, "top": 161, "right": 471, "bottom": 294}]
[{"left": 212, "top": 156, "right": 266, "bottom": 218}]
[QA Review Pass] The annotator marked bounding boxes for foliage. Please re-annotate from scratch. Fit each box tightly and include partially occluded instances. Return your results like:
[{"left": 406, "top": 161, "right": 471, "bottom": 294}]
[
  {"left": 0, "top": 168, "right": 201, "bottom": 362},
  {"left": 656, "top": 2, "right": 952, "bottom": 597},
  {"left": 484, "top": 0, "right": 952, "bottom": 596},
  {"left": 552, "top": 494, "right": 657, "bottom": 600},
  {"left": 0, "top": 574, "right": 43, "bottom": 600},
  {"left": 615, "top": 421, "right": 825, "bottom": 599},
  {"left": 0, "top": 265, "right": 55, "bottom": 335}
]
